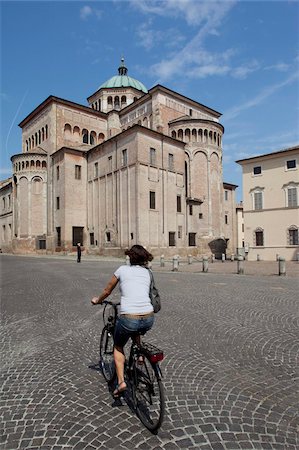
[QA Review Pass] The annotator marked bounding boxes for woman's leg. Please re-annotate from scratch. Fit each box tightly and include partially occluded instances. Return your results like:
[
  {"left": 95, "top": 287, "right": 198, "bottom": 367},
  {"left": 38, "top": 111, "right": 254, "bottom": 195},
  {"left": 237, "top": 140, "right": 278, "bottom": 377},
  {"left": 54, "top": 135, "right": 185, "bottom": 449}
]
[{"left": 113, "top": 345, "right": 127, "bottom": 391}]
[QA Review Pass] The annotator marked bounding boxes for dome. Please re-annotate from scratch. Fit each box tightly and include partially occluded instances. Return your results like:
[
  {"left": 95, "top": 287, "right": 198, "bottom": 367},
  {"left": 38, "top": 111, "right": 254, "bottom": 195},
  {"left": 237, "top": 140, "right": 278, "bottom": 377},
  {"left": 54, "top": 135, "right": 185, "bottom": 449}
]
[{"left": 99, "top": 58, "right": 148, "bottom": 94}]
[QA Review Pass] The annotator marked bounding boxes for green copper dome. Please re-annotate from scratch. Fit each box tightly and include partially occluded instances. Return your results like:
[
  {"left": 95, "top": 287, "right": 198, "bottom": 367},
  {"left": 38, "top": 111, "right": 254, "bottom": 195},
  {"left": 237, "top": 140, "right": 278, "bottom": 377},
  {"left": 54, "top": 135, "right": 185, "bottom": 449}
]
[{"left": 99, "top": 58, "right": 148, "bottom": 94}]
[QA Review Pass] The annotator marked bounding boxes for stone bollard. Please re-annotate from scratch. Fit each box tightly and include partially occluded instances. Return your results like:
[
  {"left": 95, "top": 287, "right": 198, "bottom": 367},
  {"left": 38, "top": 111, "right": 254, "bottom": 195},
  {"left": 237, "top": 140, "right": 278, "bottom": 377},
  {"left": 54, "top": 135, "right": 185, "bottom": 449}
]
[
  {"left": 231, "top": 254, "right": 234, "bottom": 262},
  {"left": 160, "top": 254, "right": 165, "bottom": 267},
  {"left": 202, "top": 256, "right": 209, "bottom": 272},
  {"left": 237, "top": 256, "right": 244, "bottom": 274},
  {"left": 257, "top": 254, "right": 260, "bottom": 261},
  {"left": 278, "top": 257, "right": 286, "bottom": 276},
  {"left": 172, "top": 255, "right": 179, "bottom": 272},
  {"left": 188, "top": 254, "right": 193, "bottom": 265},
  {"left": 126, "top": 255, "right": 130, "bottom": 265},
  {"left": 222, "top": 253, "right": 225, "bottom": 262}
]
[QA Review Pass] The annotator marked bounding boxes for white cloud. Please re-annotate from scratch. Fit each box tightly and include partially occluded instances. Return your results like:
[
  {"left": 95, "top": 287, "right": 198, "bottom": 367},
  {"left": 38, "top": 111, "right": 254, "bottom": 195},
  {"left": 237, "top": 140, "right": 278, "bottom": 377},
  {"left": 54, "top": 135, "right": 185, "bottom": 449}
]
[
  {"left": 232, "top": 60, "right": 260, "bottom": 79},
  {"left": 223, "top": 71, "right": 299, "bottom": 121},
  {"left": 136, "top": 20, "right": 185, "bottom": 50},
  {"left": 264, "top": 63, "right": 290, "bottom": 72},
  {"left": 80, "top": 5, "right": 102, "bottom": 21}
]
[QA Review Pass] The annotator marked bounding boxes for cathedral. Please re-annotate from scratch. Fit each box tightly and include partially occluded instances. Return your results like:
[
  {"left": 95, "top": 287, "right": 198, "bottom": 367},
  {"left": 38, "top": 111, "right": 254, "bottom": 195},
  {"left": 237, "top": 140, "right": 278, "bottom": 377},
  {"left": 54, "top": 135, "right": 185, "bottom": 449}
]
[{"left": 0, "top": 59, "right": 237, "bottom": 257}]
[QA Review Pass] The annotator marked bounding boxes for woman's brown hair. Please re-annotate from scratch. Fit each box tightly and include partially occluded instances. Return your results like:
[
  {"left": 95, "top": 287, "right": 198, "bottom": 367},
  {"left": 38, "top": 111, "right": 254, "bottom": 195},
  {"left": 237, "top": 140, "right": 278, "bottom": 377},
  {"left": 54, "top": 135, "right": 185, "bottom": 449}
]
[{"left": 125, "top": 245, "right": 153, "bottom": 266}]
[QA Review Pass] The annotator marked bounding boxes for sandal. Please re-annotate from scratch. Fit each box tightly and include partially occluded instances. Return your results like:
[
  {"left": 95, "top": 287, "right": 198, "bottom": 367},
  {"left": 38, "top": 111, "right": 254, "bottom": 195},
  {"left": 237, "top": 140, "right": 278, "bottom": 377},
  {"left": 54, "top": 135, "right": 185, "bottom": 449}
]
[{"left": 113, "top": 381, "right": 127, "bottom": 398}]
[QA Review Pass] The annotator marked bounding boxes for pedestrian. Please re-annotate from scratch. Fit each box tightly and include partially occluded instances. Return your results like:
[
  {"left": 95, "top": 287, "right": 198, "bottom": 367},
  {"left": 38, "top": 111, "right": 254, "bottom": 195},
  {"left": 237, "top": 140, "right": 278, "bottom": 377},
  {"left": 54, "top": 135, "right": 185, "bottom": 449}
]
[
  {"left": 76, "top": 243, "right": 81, "bottom": 263},
  {"left": 91, "top": 244, "right": 155, "bottom": 398}
]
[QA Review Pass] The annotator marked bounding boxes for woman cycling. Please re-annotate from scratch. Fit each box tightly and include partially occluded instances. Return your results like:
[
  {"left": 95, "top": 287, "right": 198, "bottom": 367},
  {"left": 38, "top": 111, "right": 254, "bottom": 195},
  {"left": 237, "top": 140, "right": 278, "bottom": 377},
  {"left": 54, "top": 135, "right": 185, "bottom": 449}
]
[{"left": 91, "top": 245, "right": 154, "bottom": 398}]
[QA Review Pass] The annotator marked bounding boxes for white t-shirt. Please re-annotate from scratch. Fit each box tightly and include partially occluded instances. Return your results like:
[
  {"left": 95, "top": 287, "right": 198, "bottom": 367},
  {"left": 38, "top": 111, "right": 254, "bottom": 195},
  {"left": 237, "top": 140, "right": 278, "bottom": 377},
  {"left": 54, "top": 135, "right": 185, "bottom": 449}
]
[{"left": 114, "top": 265, "right": 153, "bottom": 315}]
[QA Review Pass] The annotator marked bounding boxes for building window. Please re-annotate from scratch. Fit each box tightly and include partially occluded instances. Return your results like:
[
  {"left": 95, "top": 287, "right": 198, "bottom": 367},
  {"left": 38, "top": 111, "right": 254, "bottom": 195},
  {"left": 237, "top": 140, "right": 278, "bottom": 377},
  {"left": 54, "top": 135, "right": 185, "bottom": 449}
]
[
  {"left": 108, "top": 156, "right": 112, "bottom": 172},
  {"left": 199, "top": 213, "right": 203, "bottom": 219},
  {"left": 38, "top": 239, "right": 46, "bottom": 250},
  {"left": 288, "top": 227, "right": 298, "bottom": 245},
  {"left": 169, "top": 232, "right": 175, "bottom": 246},
  {"left": 2, "top": 225, "right": 5, "bottom": 240},
  {"left": 90, "top": 232, "right": 95, "bottom": 246},
  {"left": 286, "top": 159, "right": 296, "bottom": 170},
  {"left": 150, "top": 148, "right": 156, "bottom": 166},
  {"left": 177, "top": 195, "right": 181, "bottom": 213},
  {"left": 253, "top": 166, "right": 262, "bottom": 175},
  {"left": 188, "top": 232, "right": 196, "bottom": 246},
  {"left": 224, "top": 190, "right": 228, "bottom": 201},
  {"left": 75, "top": 165, "right": 81, "bottom": 180},
  {"left": 82, "top": 129, "right": 88, "bottom": 144},
  {"left": 255, "top": 229, "right": 264, "bottom": 246},
  {"left": 8, "top": 195, "right": 11, "bottom": 208},
  {"left": 2, "top": 197, "right": 5, "bottom": 210},
  {"left": 122, "top": 149, "right": 127, "bottom": 166},
  {"left": 225, "top": 214, "right": 228, "bottom": 224},
  {"left": 56, "top": 197, "right": 60, "bottom": 210},
  {"left": 287, "top": 187, "right": 297, "bottom": 207},
  {"left": 149, "top": 191, "right": 156, "bottom": 209},
  {"left": 94, "top": 162, "right": 98, "bottom": 178},
  {"left": 57, "top": 166, "right": 60, "bottom": 180},
  {"left": 254, "top": 191, "right": 263, "bottom": 210},
  {"left": 189, "top": 205, "right": 193, "bottom": 215},
  {"left": 168, "top": 153, "right": 174, "bottom": 171},
  {"left": 56, "top": 227, "right": 61, "bottom": 247},
  {"left": 106, "top": 231, "right": 111, "bottom": 242},
  {"left": 178, "top": 226, "right": 182, "bottom": 239}
]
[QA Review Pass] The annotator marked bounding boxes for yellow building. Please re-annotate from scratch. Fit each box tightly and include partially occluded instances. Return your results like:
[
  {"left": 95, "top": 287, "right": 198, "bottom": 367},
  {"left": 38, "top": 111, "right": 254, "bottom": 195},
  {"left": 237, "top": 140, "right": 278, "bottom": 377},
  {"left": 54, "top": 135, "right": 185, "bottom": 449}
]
[{"left": 237, "top": 146, "right": 299, "bottom": 261}]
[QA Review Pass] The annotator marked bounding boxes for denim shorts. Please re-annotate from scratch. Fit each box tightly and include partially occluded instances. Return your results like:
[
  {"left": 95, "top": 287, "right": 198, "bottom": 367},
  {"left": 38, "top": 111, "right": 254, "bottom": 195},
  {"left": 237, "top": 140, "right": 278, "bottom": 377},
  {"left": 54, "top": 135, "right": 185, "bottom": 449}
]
[{"left": 114, "top": 314, "right": 154, "bottom": 348}]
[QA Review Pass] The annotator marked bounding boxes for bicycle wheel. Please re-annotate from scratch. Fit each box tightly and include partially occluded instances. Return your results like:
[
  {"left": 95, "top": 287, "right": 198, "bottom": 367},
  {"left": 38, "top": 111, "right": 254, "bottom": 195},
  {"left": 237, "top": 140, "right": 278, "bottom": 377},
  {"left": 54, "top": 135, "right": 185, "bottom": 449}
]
[
  {"left": 99, "top": 325, "right": 115, "bottom": 382},
  {"left": 132, "top": 354, "right": 165, "bottom": 431}
]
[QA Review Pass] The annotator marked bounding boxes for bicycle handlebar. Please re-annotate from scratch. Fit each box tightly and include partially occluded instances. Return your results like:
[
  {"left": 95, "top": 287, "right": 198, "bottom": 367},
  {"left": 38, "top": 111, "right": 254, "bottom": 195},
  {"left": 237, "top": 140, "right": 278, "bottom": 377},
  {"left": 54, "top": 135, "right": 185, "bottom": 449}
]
[{"left": 103, "top": 300, "right": 120, "bottom": 306}]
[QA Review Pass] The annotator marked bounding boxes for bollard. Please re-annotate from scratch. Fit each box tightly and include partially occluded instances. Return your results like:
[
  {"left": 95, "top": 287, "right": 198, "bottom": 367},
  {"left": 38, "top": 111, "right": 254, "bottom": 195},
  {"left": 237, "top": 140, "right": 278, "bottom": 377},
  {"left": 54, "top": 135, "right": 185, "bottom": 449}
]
[
  {"left": 202, "top": 256, "right": 209, "bottom": 272},
  {"left": 257, "top": 254, "right": 260, "bottom": 261},
  {"left": 222, "top": 253, "right": 225, "bottom": 262},
  {"left": 231, "top": 254, "right": 234, "bottom": 262},
  {"left": 276, "top": 254, "right": 280, "bottom": 261},
  {"left": 237, "top": 256, "right": 244, "bottom": 274},
  {"left": 160, "top": 254, "right": 165, "bottom": 267},
  {"left": 211, "top": 254, "right": 215, "bottom": 263},
  {"left": 172, "top": 255, "right": 178, "bottom": 272},
  {"left": 126, "top": 255, "right": 130, "bottom": 265},
  {"left": 278, "top": 257, "right": 286, "bottom": 276},
  {"left": 188, "top": 254, "right": 193, "bottom": 265}
]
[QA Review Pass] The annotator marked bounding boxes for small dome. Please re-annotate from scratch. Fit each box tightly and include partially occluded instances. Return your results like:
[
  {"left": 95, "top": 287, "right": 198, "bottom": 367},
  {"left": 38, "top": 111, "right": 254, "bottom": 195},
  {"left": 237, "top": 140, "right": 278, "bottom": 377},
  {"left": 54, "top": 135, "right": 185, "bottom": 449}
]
[{"left": 99, "top": 58, "right": 148, "bottom": 94}]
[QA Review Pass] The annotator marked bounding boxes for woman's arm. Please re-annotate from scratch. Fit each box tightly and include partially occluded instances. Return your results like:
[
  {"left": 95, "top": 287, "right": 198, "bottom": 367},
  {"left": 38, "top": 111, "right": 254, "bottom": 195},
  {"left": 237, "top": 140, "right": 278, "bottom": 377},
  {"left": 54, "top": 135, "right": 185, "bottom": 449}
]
[{"left": 91, "top": 275, "right": 119, "bottom": 305}]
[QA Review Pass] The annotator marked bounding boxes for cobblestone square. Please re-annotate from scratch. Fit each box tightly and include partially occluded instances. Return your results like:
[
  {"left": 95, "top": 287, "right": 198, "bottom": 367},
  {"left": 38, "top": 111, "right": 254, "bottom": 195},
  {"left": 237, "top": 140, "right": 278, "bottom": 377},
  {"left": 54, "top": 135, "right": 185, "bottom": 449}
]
[{"left": 1, "top": 255, "right": 298, "bottom": 449}]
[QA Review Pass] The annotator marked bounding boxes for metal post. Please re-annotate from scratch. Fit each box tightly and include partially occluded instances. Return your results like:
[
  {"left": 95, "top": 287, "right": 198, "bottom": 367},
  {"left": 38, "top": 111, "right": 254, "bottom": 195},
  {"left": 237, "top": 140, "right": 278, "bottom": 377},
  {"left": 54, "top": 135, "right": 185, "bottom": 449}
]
[
  {"left": 160, "top": 254, "right": 165, "bottom": 267},
  {"left": 202, "top": 256, "right": 209, "bottom": 272},
  {"left": 237, "top": 256, "right": 244, "bottom": 274},
  {"left": 126, "top": 255, "right": 130, "bottom": 265},
  {"left": 172, "top": 255, "right": 178, "bottom": 272},
  {"left": 188, "top": 254, "right": 192, "bottom": 265},
  {"left": 278, "top": 257, "right": 286, "bottom": 276}
]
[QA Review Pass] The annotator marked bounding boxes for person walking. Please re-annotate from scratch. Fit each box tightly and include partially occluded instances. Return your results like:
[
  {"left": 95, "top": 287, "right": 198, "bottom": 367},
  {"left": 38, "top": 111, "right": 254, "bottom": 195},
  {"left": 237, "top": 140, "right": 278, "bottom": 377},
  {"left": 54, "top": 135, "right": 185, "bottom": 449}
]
[
  {"left": 91, "top": 245, "right": 155, "bottom": 397},
  {"left": 76, "top": 243, "right": 81, "bottom": 263}
]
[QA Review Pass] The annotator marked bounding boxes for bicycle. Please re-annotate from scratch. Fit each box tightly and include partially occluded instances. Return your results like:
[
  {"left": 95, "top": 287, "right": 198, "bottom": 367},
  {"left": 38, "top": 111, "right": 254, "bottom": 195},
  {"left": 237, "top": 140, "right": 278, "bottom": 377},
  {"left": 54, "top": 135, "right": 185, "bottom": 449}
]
[{"left": 99, "top": 300, "right": 165, "bottom": 432}]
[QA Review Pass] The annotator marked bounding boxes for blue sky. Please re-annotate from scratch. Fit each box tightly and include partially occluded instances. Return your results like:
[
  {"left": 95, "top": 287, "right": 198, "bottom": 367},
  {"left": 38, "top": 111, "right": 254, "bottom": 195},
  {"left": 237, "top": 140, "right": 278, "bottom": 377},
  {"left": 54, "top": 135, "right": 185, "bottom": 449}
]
[{"left": 1, "top": 0, "right": 299, "bottom": 201}]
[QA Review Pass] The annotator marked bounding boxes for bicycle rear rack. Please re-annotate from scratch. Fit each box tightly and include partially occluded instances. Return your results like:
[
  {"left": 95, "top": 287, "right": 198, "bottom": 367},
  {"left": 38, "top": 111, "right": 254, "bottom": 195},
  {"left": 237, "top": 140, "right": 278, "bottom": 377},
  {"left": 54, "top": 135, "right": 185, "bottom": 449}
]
[{"left": 141, "top": 342, "right": 164, "bottom": 363}]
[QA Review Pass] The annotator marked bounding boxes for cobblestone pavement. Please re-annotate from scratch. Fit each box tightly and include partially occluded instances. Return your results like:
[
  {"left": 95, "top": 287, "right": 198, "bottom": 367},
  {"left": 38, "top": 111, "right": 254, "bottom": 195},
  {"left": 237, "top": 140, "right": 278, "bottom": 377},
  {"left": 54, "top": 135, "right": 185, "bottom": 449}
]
[{"left": 1, "top": 255, "right": 298, "bottom": 450}]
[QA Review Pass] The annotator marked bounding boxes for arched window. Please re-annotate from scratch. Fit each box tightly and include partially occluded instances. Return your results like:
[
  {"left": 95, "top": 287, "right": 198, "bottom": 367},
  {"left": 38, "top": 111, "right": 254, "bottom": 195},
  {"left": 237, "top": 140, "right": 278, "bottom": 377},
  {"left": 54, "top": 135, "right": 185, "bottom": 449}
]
[
  {"left": 217, "top": 134, "right": 220, "bottom": 146},
  {"left": 107, "top": 96, "right": 113, "bottom": 106},
  {"left": 214, "top": 132, "right": 217, "bottom": 143},
  {"left": 42, "top": 128, "right": 45, "bottom": 141},
  {"left": 26, "top": 140, "right": 28, "bottom": 151},
  {"left": 29, "top": 138, "right": 31, "bottom": 149},
  {"left": 64, "top": 123, "right": 72, "bottom": 140},
  {"left": 32, "top": 177, "right": 43, "bottom": 195},
  {"left": 185, "top": 128, "right": 190, "bottom": 142},
  {"left": 38, "top": 130, "right": 41, "bottom": 145},
  {"left": 30, "top": 160, "right": 35, "bottom": 168},
  {"left": 73, "top": 126, "right": 80, "bottom": 141},
  {"left": 26, "top": 161, "right": 29, "bottom": 168},
  {"left": 35, "top": 132, "right": 38, "bottom": 146},
  {"left": 178, "top": 129, "right": 183, "bottom": 140},
  {"left": 82, "top": 129, "right": 89, "bottom": 144},
  {"left": 98, "top": 133, "right": 105, "bottom": 143},
  {"left": 90, "top": 131, "right": 96, "bottom": 145},
  {"left": 171, "top": 130, "right": 176, "bottom": 139},
  {"left": 288, "top": 225, "right": 298, "bottom": 245},
  {"left": 204, "top": 129, "right": 208, "bottom": 143},
  {"left": 121, "top": 95, "right": 127, "bottom": 106},
  {"left": 98, "top": 99, "right": 101, "bottom": 111},
  {"left": 18, "top": 162, "right": 21, "bottom": 171},
  {"left": 192, "top": 129, "right": 197, "bottom": 142},
  {"left": 32, "top": 135, "right": 35, "bottom": 148},
  {"left": 209, "top": 130, "right": 213, "bottom": 143},
  {"left": 114, "top": 96, "right": 120, "bottom": 109},
  {"left": 36, "top": 160, "right": 41, "bottom": 168},
  {"left": 252, "top": 189, "right": 263, "bottom": 210},
  {"left": 42, "top": 161, "right": 47, "bottom": 169},
  {"left": 22, "top": 161, "right": 25, "bottom": 169},
  {"left": 198, "top": 129, "right": 203, "bottom": 143},
  {"left": 133, "top": 97, "right": 137, "bottom": 102},
  {"left": 45, "top": 125, "right": 48, "bottom": 139},
  {"left": 254, "top": 228, "right": 264, "bottom": 246}
]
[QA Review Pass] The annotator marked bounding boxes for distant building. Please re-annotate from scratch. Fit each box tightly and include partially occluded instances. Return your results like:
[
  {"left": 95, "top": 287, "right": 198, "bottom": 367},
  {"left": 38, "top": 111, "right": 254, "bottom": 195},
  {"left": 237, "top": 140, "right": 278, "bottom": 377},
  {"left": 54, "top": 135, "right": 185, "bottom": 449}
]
[
  {"left": 237, "top": 146, "right": 299, "bottom": 261},
  {"left": 0, "top": 59, "right": 238, "bottom": 257}
]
